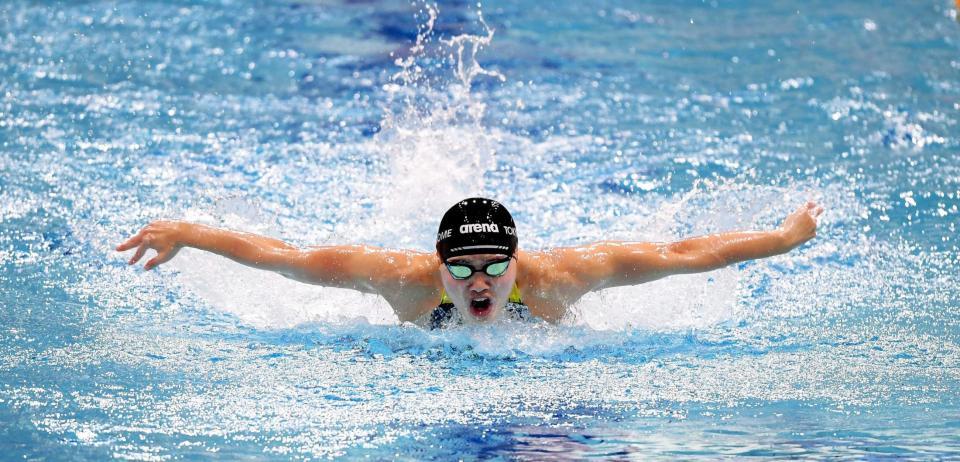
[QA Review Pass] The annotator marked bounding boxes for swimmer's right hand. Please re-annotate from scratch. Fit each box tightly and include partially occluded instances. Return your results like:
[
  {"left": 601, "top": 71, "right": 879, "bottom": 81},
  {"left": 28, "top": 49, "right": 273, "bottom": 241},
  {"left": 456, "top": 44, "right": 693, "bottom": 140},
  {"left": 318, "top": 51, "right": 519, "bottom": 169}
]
[{"left": 116, "top": 221, "right": 186, "bottom": 270}]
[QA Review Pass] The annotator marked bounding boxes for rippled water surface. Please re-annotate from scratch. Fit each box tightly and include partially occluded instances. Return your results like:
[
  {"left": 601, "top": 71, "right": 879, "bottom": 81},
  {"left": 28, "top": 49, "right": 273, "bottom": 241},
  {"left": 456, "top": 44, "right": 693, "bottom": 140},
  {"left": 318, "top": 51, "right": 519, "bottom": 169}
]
[{"left": 2, "top": 0, "right": 959, "bottom": 459}]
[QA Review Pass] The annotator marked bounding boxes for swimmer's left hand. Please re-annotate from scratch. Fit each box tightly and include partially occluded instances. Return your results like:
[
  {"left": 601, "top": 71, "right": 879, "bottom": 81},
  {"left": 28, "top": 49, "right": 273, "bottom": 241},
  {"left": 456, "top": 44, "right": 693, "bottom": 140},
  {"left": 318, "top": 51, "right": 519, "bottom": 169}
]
[{"left": 779, "top": 201, "right": 824, "bottom": 248}]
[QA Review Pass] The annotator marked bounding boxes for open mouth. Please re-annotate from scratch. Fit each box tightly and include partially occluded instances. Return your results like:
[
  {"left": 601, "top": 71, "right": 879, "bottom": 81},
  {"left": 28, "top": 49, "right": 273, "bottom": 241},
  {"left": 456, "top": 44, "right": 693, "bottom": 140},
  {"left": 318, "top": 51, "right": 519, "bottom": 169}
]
[{"left": 469, "top": 297, "right": 492, "bottom": 317}]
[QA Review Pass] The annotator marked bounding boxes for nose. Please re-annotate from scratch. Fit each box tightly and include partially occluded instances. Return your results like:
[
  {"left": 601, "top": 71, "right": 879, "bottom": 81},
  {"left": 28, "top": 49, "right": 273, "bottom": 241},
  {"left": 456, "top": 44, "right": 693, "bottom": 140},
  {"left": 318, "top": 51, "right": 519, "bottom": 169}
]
[{"left": 468, "top": 274, "right": 492, "bottom": 292}]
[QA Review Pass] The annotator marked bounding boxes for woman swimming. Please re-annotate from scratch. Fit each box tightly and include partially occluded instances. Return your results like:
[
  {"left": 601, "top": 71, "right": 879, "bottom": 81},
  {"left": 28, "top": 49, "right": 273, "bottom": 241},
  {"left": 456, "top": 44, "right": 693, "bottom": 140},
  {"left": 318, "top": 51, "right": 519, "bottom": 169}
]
[{"left": 116, "top": 198, "right": 823, "bottom": 328}]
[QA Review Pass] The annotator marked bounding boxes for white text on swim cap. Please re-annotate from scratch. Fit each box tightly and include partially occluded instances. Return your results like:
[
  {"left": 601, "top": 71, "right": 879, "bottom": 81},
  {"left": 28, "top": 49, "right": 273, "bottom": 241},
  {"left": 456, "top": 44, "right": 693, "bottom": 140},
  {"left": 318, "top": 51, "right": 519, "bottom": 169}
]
[{"left": 460, "top": 223, "right": 499, "bottom": 233}]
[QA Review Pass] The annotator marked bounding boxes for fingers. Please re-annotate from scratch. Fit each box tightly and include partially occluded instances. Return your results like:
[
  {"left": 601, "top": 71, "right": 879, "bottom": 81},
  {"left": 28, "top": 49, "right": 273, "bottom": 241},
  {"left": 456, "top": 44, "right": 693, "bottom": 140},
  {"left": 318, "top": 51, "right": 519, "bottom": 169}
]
[
  {"left": 129, "top": 242, "right": 148, "bottom": 265},
  {"left": 800, "top": 201, "right": 824, "bottom": 217},
  {"left": 122, "top": 232, "right": 157, "bottom": 268},
  {"left": 115, "top": 232, "right": 143, "bottom": 251},
  {"left": 118, "top": 223, "right": 180, "bottom": 271},
  {"left": 144, "top": 248, "right": 172, "bottom": 271}
]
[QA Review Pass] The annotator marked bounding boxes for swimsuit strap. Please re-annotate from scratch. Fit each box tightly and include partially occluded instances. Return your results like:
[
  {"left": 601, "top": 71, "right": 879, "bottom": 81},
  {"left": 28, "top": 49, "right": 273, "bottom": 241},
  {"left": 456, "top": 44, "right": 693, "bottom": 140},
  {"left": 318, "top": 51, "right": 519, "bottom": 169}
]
[{"left": 439, "top": 283, "right": 523, "bottom": 305}]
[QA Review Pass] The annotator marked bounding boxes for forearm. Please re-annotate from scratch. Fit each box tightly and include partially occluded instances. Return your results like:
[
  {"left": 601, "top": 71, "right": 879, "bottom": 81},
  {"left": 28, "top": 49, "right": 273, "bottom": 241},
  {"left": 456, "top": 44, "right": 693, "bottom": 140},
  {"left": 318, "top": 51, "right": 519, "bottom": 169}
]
[
  {"left": 669, "top": 229, "right": 793, "bottom": 270},
  {"left": 180, "top": 223, "right": 300, "bottom": 271},
  {"left": 584, "top": 204, "right": 821, "bottom": 289}
]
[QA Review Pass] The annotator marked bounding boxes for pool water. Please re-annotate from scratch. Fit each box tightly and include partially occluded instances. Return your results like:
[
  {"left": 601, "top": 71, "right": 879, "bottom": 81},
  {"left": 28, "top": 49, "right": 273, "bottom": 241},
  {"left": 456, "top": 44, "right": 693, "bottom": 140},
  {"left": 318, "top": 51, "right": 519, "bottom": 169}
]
[{"left": 2, "top": 0, "right": 959, "bottom": 459}]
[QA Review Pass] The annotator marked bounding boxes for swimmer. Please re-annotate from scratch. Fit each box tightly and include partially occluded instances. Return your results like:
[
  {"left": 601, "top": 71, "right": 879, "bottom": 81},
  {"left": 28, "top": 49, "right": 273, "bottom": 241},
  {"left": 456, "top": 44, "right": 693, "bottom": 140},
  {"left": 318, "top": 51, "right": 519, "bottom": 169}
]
[{"left": 116, "top": 198, "right": 823, "bottom": 328}]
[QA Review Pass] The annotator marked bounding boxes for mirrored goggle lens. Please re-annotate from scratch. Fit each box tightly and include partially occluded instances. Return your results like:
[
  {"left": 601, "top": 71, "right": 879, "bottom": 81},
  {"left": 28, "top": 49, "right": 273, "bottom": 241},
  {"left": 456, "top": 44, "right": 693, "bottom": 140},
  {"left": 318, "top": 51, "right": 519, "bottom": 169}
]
[
  {"left": 484, "top": 260, "right": 509, "bottom": 276},
  {"left": 447, "top": 265, "right": 473, "bottom": 279}
]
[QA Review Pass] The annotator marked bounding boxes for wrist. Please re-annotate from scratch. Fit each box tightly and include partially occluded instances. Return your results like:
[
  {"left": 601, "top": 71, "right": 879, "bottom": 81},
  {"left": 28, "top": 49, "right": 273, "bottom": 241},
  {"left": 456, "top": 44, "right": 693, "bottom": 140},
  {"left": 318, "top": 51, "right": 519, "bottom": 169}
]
[
  {"left": 776, "top": 228, "right": 798, "bottom": 250},
  {"left": 175, "top": 222, "right": 200, "bottom": 248}
]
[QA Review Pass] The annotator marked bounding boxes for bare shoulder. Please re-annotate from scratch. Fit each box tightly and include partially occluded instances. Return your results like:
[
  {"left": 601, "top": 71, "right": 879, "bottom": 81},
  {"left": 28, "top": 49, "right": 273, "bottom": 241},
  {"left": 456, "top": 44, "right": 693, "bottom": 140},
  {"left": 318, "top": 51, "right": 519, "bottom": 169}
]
[
  {"left": 515, "top": 242, "right": 666, "bottom": 321},
  {"left": 299, "top": 245, "right": 442, "bottom": 322},
  {"left": 518, "top": 242, "right": 653, "bottom": 284},
  {"left": 515, "top": 248, "right": 595, "bottom": 322},
  {"left": 389, "top": 250, "right": 442, "bottom": 287},
  {"left": 374, "top": 250, "right": 443, "bottom": 323},
  {"left": 356, "top": 248, "right": 441, "bottom": 294}
]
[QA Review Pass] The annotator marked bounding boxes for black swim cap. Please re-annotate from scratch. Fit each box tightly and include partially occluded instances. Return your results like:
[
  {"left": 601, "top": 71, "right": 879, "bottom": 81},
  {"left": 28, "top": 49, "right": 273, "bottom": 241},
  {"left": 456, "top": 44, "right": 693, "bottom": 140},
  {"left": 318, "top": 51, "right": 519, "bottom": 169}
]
[{"left": 436, "top": 198, "right": 518, "bottom": 261}]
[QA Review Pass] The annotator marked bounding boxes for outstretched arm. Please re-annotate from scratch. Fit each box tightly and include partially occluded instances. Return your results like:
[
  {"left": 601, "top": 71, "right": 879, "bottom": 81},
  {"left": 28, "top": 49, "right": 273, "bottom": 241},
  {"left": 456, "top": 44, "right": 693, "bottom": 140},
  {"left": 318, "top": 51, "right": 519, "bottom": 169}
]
[
  {"left": 115, "top": 221, "right": 437, "bottom": 295},
  {"left": 550, "top": 202, "right": 823, "bottom": 293}
]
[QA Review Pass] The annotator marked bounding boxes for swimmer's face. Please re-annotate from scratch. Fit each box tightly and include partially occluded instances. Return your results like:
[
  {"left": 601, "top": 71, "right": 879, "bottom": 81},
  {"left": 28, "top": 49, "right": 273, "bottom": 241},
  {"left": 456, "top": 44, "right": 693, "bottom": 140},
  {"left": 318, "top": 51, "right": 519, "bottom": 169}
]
[{"left": 439, "top": 253, "right": 517, "bottom": 324}]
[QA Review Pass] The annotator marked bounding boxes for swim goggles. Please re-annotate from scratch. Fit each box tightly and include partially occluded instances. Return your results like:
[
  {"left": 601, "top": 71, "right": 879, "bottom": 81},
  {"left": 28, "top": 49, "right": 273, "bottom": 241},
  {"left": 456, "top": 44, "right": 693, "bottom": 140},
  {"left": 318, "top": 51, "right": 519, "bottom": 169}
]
[{"left": 445, "top": 257, "right": 512, "bottom": 280}]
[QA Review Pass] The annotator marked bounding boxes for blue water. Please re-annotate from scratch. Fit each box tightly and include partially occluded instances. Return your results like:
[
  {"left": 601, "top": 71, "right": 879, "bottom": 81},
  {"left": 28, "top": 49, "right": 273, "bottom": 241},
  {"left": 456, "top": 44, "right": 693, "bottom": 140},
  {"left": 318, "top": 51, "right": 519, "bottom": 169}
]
[{"left": 2, "top": 0, "right": 959, "bottom": 459}]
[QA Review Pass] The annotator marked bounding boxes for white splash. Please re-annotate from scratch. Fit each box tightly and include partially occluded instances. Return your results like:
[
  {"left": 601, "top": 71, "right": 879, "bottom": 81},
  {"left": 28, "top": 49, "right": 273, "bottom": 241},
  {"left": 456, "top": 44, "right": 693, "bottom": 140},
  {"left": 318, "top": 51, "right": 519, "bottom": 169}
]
[
  {"left": 352, "top": 2, "right": 509, "bottom": 247},
  {"left": 442, "top": 9, "right": 506, "bottom": 92}
]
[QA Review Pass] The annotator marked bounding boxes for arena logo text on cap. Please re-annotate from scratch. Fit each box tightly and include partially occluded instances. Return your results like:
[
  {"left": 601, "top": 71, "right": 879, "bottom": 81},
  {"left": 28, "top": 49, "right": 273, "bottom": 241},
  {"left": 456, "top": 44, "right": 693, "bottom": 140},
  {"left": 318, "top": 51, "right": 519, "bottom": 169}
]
[{"left": 436, "top": 198, "right": 518, "bottom": 261}]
